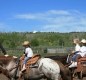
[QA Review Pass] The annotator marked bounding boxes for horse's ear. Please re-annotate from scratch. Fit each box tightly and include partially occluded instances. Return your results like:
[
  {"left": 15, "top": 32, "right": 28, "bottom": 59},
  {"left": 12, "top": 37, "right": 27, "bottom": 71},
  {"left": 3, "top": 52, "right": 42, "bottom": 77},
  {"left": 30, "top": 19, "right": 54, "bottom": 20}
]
[{"left": 12, "top": 57, "right": 18, "bottom": 62}]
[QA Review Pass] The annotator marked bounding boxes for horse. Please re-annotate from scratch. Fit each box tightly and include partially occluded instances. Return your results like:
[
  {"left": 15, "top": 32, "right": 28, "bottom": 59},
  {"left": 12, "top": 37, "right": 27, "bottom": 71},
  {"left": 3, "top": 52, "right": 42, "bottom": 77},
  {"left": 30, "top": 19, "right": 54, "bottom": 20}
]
[
  {"left": 45, "top": 55, "right": 68, "bottom": 65},
  {"left": 18, "top": 54, "right": 72, "bottom": 80},
  {"left": 71, "top": 57, "right": 86, "bottom": 80},
  {"left": 0, "top": 56, "right": 18, "bottom": 80},
  {"left": 0, "top": 55, "right": 61, "bottom": 80},
  {"left": 63, "top": 53, "right": 86, "bottom": 80},
  {"left": 45, "top": 55, "right": 72, "bottom": 80}
]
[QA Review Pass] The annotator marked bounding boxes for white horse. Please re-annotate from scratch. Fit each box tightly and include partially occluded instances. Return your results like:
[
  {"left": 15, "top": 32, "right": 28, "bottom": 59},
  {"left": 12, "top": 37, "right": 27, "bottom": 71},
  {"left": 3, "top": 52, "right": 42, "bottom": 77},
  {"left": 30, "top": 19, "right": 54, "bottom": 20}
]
[
  {"left": 0, "top": 57, "right": 61, "bottom": 80},
  {"left": 38, "top": 58, "right": 60, "bottom": 80}
]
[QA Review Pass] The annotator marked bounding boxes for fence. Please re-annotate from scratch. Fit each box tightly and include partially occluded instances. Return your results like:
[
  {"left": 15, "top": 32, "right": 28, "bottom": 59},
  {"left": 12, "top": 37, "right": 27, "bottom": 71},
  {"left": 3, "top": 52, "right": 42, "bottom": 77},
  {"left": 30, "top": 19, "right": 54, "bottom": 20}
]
[{"left": 0, "top": 47, "right": 74, "bottom": 57}]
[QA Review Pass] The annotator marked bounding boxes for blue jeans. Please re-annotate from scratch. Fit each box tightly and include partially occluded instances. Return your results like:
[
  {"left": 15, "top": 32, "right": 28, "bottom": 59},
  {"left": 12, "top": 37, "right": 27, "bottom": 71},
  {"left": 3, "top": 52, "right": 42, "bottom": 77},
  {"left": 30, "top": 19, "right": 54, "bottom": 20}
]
[
  {"left": 23, "top": 57, "right": 30, "bottom": 64},
  {"left": 72, "top": 54, "right": 79, "bottom": 62}
]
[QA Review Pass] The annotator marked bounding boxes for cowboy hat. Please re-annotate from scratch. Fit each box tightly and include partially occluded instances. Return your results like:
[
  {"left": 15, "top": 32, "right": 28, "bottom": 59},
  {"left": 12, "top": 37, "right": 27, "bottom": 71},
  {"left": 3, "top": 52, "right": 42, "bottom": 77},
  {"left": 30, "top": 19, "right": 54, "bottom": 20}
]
[
  {"left": 22, "top": 41, "right": 30, "bottom": 46},
  {"left": 81, "top": 39, "right": 86, "bottom": 43}
]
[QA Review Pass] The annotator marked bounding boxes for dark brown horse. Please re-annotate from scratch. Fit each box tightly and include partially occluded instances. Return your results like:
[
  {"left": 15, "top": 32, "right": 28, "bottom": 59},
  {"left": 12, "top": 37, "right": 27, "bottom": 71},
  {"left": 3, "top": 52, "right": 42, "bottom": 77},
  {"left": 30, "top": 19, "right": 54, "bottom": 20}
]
[
  {"left": 45, "top": 55, "right": 68, "bottom": 65},
  {"left": 57, "top": 54, "right": 86, "bottom": 80}
]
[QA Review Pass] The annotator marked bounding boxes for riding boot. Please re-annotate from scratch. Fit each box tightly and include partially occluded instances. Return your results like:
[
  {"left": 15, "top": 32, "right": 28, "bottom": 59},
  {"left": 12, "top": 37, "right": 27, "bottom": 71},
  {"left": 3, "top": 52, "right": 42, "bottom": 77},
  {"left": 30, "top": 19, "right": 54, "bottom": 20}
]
[
  {"left": 69, "top": 62, "right": 77, "bottom": 68},
  {"left": 21, "top": 64, "right": 26, "bottom": 72}
]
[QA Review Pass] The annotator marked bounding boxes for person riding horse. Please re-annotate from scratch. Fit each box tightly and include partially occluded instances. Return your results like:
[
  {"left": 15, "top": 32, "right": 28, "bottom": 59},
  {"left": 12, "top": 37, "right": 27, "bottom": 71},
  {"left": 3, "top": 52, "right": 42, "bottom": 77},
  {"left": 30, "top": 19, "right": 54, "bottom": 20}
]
[
  {"left": 69, "top": 39, "right": 86, "bottom": 68},
  {"left": 20, "top": 41, "right": 33, "bottom": 72}
]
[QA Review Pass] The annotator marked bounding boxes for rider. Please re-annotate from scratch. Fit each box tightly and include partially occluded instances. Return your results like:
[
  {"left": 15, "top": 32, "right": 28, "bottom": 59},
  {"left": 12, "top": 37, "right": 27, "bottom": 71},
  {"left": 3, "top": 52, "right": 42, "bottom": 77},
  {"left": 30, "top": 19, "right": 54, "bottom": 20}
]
[
  {"left": 21, "top": 41, "right": 33, "bottom": 72},
  {"left": 66, "top": 38, "right": 80, "bottom": 64},
  {"left": 69, "top": 39, "right": 86, "bottom": 68},
  {"left": 71, "top": 38, "right": 81, "bottom": 62}
]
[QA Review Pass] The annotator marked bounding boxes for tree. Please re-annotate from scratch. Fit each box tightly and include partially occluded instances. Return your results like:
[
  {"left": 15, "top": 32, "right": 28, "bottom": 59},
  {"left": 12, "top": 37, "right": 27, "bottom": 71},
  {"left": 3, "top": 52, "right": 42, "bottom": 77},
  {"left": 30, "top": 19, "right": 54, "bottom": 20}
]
[
  {"left": 31, "top": 39, "right": 39, "bottom": 46},
  {"left": 58, "top": 39, "right": 64, "bottom": 47}
]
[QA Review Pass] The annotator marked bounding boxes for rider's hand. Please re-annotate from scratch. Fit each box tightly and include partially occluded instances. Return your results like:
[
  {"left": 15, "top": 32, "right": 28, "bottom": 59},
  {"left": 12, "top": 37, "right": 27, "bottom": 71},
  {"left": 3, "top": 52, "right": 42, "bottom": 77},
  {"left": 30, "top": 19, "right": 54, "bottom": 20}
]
[
  {"left": 71, "top": 50, "right": 75, "bottom": 54},
  {"left": 20, "top": 54, "right": 25, "bottom": 60}
]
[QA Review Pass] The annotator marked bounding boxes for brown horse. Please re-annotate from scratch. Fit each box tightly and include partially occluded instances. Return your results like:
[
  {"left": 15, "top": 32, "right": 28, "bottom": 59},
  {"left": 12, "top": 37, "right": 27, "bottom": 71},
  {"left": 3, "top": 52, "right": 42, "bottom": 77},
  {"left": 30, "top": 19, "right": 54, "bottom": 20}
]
[
  {"left": 55, "top": 61, "right": 72, "bottom": 80},
  {"left": 71, "top": 57, "right": 86, "bottom": 80},
  {"left": 45, "top": 55, "right": 68, "bottom": 65},
  {"left": 61, "top": 54, "right": 86, "bottom": 80}
]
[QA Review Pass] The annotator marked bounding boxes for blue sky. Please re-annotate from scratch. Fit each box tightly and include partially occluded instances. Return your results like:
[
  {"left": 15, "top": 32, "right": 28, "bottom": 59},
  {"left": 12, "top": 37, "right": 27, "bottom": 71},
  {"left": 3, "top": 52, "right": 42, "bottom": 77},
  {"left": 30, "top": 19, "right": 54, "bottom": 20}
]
[{"left": 0, "top": 0, "right": 86, "bottom": 32}]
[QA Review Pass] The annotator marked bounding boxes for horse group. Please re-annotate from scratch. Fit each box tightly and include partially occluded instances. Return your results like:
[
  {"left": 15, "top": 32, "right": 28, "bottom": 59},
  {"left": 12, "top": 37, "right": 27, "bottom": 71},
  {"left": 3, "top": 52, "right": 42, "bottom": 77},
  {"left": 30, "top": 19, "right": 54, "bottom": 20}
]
[
  {"left": 0, "top": 54, "right": 86, "bottom": 80},
  {"left": 0, "top": 55, "right": 68, "bottom": 80},
  {"left": 46, "top": 55, "right": 86, "bottom": 80},
  {"left": 0, "top": 44, "right": 71, "bottom": 80}
]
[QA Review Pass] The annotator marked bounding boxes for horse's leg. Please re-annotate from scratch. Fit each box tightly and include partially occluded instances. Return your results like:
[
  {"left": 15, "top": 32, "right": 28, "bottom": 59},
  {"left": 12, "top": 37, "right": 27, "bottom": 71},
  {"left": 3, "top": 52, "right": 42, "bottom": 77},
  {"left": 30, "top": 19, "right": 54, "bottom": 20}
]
[
  {"left": 46, "top": 78, "right": 51, "bottom": 80},
  {"left": 11, "top": 78, "right": 16, "bottom": 80},
  {"left": 54, "top": 75, "right": 61, "bottom": 80}
]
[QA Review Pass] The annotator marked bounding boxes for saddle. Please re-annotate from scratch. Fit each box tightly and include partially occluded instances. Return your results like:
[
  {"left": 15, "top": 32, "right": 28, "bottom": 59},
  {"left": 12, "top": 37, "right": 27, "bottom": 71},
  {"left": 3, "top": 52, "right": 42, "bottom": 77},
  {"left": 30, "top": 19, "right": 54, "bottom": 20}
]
[
  {"left": 77, "top": 57, "right": 86, "bottom": 72},
  {"left": 26, "top": 54, "right": 41, "bottom": 65},
  {"left": 20, "top": 54, "right": 41, "bottom": 67}
]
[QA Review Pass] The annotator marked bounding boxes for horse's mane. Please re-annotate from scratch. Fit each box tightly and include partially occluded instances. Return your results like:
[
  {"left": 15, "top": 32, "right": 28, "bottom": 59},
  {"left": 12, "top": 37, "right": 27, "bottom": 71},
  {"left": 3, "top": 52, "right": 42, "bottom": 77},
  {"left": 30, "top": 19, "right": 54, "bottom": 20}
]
[{"left": 0, "top": 56, "right": 18, "bottom": 65}]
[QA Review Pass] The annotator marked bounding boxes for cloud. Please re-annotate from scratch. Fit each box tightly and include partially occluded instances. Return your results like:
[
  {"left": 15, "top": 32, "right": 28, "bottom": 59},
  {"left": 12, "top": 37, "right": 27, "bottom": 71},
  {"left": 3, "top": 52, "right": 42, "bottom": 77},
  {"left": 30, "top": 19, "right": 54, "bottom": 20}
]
[
  {"left": 15, "top": 14, "right": 36, "bottom": 19},
  {"left": 46, "top": 10, "right": 70, "bottom": 15},
  {"left": 15, "top": 10, "right": 86, "bottom": 32}
]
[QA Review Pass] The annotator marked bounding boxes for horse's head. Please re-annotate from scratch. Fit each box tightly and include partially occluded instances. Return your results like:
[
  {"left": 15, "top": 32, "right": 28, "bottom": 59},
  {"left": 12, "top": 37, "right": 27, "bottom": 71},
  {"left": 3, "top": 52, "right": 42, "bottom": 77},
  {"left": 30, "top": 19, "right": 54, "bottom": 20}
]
[{"left": 0, "top": 56, "right": 19, "bottom": 80}]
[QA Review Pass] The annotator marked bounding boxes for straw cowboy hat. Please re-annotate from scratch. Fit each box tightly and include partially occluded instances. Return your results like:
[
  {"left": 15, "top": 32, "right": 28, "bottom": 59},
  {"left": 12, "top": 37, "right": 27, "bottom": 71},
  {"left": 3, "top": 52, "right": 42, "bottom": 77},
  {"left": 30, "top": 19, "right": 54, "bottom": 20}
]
[
  {"left": 81, "top": 39, "right": 86, "bottom": 43},
  {"left": 22, "top": 41, "right": 30, "bottom": 46}
]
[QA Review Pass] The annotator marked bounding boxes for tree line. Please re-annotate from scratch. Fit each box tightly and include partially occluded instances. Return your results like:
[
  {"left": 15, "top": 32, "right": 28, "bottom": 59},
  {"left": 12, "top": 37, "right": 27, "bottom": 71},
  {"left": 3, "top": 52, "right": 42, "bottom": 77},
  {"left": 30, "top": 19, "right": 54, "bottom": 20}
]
[{"left": 0, "top": 32, "right": 86, "bottom": 49}]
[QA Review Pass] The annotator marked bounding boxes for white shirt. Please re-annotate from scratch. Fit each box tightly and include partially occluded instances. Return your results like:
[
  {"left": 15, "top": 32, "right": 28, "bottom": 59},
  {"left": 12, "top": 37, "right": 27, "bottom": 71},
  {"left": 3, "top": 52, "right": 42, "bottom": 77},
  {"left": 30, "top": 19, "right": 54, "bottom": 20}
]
[
  {"left": 25, "top": 47, "right": 33, "bottom": 57},
  {"left": 77, "top": 46, "right": 86, "bottom": 57},
  {"left": 75, "top": 44, "right": 80, "bottom": 51}
]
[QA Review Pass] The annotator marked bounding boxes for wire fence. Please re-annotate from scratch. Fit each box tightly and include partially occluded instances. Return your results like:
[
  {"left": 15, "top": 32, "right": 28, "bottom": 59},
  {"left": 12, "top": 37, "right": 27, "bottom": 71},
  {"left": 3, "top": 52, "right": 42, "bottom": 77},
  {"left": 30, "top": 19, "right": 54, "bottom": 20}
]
[{"left": 0, "top": 47, "right": 74, "bottom": 57}]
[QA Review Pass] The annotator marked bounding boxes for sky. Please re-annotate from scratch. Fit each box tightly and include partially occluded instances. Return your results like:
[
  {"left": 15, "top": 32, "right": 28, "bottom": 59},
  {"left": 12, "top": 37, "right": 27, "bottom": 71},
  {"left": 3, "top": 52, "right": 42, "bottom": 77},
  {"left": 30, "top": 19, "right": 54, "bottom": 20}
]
[{"left": 0, "top": 0, "right": 86, "bottom": 32}]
